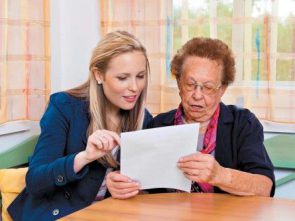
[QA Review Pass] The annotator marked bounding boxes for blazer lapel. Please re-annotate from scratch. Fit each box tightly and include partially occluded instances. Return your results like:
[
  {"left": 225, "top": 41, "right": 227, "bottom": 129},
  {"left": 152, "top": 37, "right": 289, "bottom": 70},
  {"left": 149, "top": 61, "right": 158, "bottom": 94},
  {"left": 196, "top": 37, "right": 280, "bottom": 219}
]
[{"left": 215, "top": 103, "right": 235, "bottom": 168}]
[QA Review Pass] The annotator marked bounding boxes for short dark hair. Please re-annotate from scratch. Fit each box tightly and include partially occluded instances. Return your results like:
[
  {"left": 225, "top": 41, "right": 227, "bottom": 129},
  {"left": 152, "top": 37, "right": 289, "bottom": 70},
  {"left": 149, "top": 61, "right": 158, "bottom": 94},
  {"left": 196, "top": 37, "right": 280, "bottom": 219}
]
[{"left": 171, "top": 37, "right": 235, "bottom": 86}]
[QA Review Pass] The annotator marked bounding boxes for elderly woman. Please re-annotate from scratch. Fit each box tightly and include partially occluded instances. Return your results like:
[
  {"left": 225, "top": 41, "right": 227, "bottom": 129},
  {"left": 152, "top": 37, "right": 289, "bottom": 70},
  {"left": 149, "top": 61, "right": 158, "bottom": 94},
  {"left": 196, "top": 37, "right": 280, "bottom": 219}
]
[{"left": 107, "top": 37, "right": 275, "bottom": 198}]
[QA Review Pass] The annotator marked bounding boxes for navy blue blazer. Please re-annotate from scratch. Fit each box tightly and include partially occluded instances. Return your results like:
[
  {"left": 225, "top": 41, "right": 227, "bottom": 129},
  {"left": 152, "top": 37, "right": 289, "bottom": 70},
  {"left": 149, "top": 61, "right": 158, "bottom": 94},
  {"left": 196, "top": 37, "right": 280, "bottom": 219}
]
[
  {"left": 147, "top": 102, "right": 275, "bottom": 196},
  {"left": 8, "top": 92, "right": 153, "bottom": 221}
]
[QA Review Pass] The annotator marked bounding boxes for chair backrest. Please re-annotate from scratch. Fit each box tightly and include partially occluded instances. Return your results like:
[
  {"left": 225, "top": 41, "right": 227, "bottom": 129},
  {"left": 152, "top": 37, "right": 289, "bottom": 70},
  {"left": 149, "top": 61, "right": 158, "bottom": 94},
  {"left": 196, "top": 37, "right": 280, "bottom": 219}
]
[
  {"left": 0, "top": 135, "right": 38, "bottom": 220},
  {"left": 0, "top": 167, "right": 28, "bottom": 221}
]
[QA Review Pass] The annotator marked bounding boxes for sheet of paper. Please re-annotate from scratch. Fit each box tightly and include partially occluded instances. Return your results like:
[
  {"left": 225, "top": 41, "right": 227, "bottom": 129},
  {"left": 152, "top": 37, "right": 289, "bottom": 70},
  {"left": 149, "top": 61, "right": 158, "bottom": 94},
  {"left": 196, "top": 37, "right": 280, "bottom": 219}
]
[{"left": 121, "top": 123, "right": 199, "bottom": 192}]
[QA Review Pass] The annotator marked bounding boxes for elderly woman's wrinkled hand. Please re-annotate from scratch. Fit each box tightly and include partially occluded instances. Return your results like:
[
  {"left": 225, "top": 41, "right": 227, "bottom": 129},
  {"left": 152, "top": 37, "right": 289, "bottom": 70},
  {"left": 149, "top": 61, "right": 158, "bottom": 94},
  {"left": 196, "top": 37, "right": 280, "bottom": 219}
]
[
  {"left": 177, "top": 153, "right": 225, "bottom": 185},
  {"left": 106, "top": 171, "right": 140, "bottom": 199}
]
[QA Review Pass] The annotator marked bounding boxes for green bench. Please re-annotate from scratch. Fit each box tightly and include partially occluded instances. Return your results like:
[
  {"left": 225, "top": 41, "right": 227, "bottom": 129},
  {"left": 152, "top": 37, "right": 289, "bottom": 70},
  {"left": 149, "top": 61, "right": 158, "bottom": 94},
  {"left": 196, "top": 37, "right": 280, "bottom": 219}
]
[
  {"left": 264, "top": 134, "right": 295, "bottom": 187},
  {"left": 0, "top": 135, "right": 38, "bottom": 169}
]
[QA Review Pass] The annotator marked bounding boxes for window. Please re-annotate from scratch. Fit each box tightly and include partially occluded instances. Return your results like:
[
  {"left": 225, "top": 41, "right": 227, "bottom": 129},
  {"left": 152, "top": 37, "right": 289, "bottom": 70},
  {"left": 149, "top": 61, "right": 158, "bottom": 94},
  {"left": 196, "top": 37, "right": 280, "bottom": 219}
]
[
  {"left": 99, "top": 0, "right": 295, "bottom": 122},
  {"left": 173, "top": 0, "right": 295, "bottom": 81},
  {"left": 0, "top": 0, "right": 50, "bottom": 124},
  {"left": 172, "top": 0, "right": 295, "bottom": 123}
]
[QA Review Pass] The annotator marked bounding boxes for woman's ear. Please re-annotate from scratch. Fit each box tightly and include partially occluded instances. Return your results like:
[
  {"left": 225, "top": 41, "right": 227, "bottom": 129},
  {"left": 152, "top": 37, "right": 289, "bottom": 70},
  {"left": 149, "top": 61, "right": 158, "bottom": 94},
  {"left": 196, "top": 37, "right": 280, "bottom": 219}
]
[
  {"left": 219, "top": 85, "right": 227, "bottom": 97},
  {"left": 176, "top": 78, "right": 181, "bottom": 90},
  {"left": 176, "top": 79, "right": 183, "bottom": 95},
  {"left": 92, "top": 68, "right": 103, "bottom": 84}
]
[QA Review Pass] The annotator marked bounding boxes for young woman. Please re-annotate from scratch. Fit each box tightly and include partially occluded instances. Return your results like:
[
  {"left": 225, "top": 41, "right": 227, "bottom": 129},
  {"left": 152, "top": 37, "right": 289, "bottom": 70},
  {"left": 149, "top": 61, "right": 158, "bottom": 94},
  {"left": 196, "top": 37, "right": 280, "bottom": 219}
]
[{"left": 8, "top": 31, "right": 152, "bottom": 220}]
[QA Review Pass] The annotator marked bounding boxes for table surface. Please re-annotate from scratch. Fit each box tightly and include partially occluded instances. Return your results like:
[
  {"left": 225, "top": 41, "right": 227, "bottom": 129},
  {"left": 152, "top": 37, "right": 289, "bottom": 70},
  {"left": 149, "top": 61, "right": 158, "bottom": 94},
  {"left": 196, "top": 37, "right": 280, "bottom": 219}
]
[{"left": 61, "top": 193, "right": 295, "bottom": 221}]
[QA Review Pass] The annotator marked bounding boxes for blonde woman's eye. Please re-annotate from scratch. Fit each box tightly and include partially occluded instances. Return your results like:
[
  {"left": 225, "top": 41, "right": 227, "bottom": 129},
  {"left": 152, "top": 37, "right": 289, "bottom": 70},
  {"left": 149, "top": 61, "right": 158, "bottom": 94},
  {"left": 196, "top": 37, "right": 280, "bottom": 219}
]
[
  {"left": 117, "top": 76, "right": 127, "bottom": 81},
  {"left": 137, "top": 75, "right": 145, "bottom": 79}
]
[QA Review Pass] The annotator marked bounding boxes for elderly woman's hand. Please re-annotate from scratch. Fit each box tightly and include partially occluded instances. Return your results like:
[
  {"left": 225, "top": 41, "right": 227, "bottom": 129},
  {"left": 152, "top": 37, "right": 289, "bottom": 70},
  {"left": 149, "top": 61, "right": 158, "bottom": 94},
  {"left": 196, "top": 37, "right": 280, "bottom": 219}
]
[
  {"left": 106, "top": 171, "right": 140, "bottom": 199},
  {"left": 177, "top": 153, "right": 225, "bottom": 185}
]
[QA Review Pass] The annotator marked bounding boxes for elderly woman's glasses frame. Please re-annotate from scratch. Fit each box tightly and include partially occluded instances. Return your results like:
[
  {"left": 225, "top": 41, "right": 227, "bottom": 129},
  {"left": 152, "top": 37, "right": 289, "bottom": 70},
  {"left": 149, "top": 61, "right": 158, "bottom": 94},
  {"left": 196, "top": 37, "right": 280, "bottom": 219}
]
[{"left": 182, "top": 81, "right": 222, "bottom": 95}]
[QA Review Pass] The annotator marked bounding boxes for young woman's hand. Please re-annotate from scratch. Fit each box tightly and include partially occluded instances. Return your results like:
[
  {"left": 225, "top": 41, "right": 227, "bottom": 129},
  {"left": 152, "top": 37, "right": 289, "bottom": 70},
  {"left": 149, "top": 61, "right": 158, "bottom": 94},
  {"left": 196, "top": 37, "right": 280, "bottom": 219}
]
[
  {"left": 106, "top": 171, "right": 140, "bottom": 199},
  {"left": 84, "top": 129, "right": 120, "bottom": 162},
  {"left": 74, "top": 130, "right": 120, "bottom": 173}
]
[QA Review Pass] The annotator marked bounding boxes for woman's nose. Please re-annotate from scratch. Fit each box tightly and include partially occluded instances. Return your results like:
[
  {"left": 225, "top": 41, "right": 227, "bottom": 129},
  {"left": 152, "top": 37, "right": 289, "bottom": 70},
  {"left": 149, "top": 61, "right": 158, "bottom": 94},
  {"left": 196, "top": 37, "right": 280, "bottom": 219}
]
[
  {"left": 129, "top": 79, "right": 138, "bottom": 91},
  {"left": 192, "top": 86, "right": 203, "bottom": 99}
]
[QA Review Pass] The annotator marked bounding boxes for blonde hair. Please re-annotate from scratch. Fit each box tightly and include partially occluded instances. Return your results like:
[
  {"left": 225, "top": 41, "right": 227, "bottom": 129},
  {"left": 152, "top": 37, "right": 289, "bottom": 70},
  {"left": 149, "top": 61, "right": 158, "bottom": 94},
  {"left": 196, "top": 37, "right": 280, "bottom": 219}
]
[{"left": 67, "top": 31, "right": 150, "bottom": 167}]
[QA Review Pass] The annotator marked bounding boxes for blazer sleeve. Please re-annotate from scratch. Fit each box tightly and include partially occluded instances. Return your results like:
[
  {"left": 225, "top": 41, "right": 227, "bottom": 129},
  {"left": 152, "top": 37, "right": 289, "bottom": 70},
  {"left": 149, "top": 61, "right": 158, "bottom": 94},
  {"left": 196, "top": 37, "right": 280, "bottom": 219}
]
[
  {"left": 25, "top": 94, "right": 88, "bottom": 197},
  {"left": 236, "top": 111, "right": 275, "bottom": 196}
]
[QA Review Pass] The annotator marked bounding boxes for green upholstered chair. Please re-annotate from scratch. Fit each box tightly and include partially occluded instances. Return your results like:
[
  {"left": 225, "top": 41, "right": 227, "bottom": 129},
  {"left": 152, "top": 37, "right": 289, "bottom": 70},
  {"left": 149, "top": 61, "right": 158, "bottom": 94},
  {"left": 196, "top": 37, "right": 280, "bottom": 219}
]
[{"left": 0, "top": 135, "right": 38, "bottom": 212}]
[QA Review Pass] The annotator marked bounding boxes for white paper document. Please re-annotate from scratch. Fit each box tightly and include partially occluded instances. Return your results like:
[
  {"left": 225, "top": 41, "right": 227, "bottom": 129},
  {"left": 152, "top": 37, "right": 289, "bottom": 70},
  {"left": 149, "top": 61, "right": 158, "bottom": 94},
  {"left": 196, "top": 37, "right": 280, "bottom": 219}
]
[{"left": 121, "top": 123, "right": 199, "bottom": 192}]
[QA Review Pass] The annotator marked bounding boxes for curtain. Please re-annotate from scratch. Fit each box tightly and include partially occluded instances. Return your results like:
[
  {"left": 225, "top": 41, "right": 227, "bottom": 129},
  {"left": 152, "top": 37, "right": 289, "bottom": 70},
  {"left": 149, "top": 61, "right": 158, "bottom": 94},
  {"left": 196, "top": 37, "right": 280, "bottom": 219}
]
[
  {"left": 101, "top": 0, "right": 295, "bottom": 123},
  {"left": 0, "top": 0, "right": 50, "bottom": 124},
  {"left": 101, "top": 0, "right": 178, "bottom": 115}
]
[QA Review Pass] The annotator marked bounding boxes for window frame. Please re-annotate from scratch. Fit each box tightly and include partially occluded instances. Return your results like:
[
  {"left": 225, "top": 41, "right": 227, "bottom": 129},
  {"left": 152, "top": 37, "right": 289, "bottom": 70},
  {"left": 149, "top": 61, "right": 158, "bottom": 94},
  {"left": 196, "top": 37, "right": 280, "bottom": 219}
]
[{"left": 169, "top": 0, "right": 295, "bottom": 131}]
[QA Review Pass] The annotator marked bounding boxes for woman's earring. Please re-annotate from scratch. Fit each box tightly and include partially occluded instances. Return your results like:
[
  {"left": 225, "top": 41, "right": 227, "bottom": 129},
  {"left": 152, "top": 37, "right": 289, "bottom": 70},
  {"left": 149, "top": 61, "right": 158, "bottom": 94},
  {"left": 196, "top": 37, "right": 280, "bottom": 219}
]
[{"left": 97, "top": 81, "right": 102, "bottom": 85}]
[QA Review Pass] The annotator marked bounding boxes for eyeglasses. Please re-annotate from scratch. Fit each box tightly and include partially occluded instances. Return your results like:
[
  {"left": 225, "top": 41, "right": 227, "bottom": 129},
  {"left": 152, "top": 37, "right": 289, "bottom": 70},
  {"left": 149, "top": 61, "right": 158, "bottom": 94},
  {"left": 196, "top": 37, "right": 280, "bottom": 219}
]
[{"left": 182, "top": 81, "right": 222, "bottom": 95}]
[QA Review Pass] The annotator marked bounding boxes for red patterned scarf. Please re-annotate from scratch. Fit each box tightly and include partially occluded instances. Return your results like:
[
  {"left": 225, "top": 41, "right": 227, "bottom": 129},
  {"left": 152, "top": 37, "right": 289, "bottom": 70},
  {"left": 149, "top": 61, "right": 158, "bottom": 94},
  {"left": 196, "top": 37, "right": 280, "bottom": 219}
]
[{"left": 174, "top": 104, "right": 220, "bottom": 193}]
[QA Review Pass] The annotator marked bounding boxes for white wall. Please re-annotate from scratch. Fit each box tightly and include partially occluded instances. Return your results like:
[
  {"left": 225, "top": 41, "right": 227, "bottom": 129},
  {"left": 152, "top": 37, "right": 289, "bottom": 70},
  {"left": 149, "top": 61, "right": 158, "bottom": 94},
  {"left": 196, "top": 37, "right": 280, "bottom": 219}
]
[{"left": 50, "top": 0, "right": 100, "bottom": 93}]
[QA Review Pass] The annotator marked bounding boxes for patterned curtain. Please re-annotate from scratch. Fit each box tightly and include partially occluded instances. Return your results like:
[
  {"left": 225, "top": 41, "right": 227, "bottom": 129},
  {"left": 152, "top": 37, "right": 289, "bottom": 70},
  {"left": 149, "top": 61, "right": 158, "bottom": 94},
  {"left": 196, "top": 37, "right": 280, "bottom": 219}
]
[
  {"left": 101, "top": 0, "right": 177, "bottom": 115},
  {"left": 101, "top": 0, "right": 295, "bottom": 123},
  {"left": 0, "top": 0, "right": 50, "bottom": 124}
]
